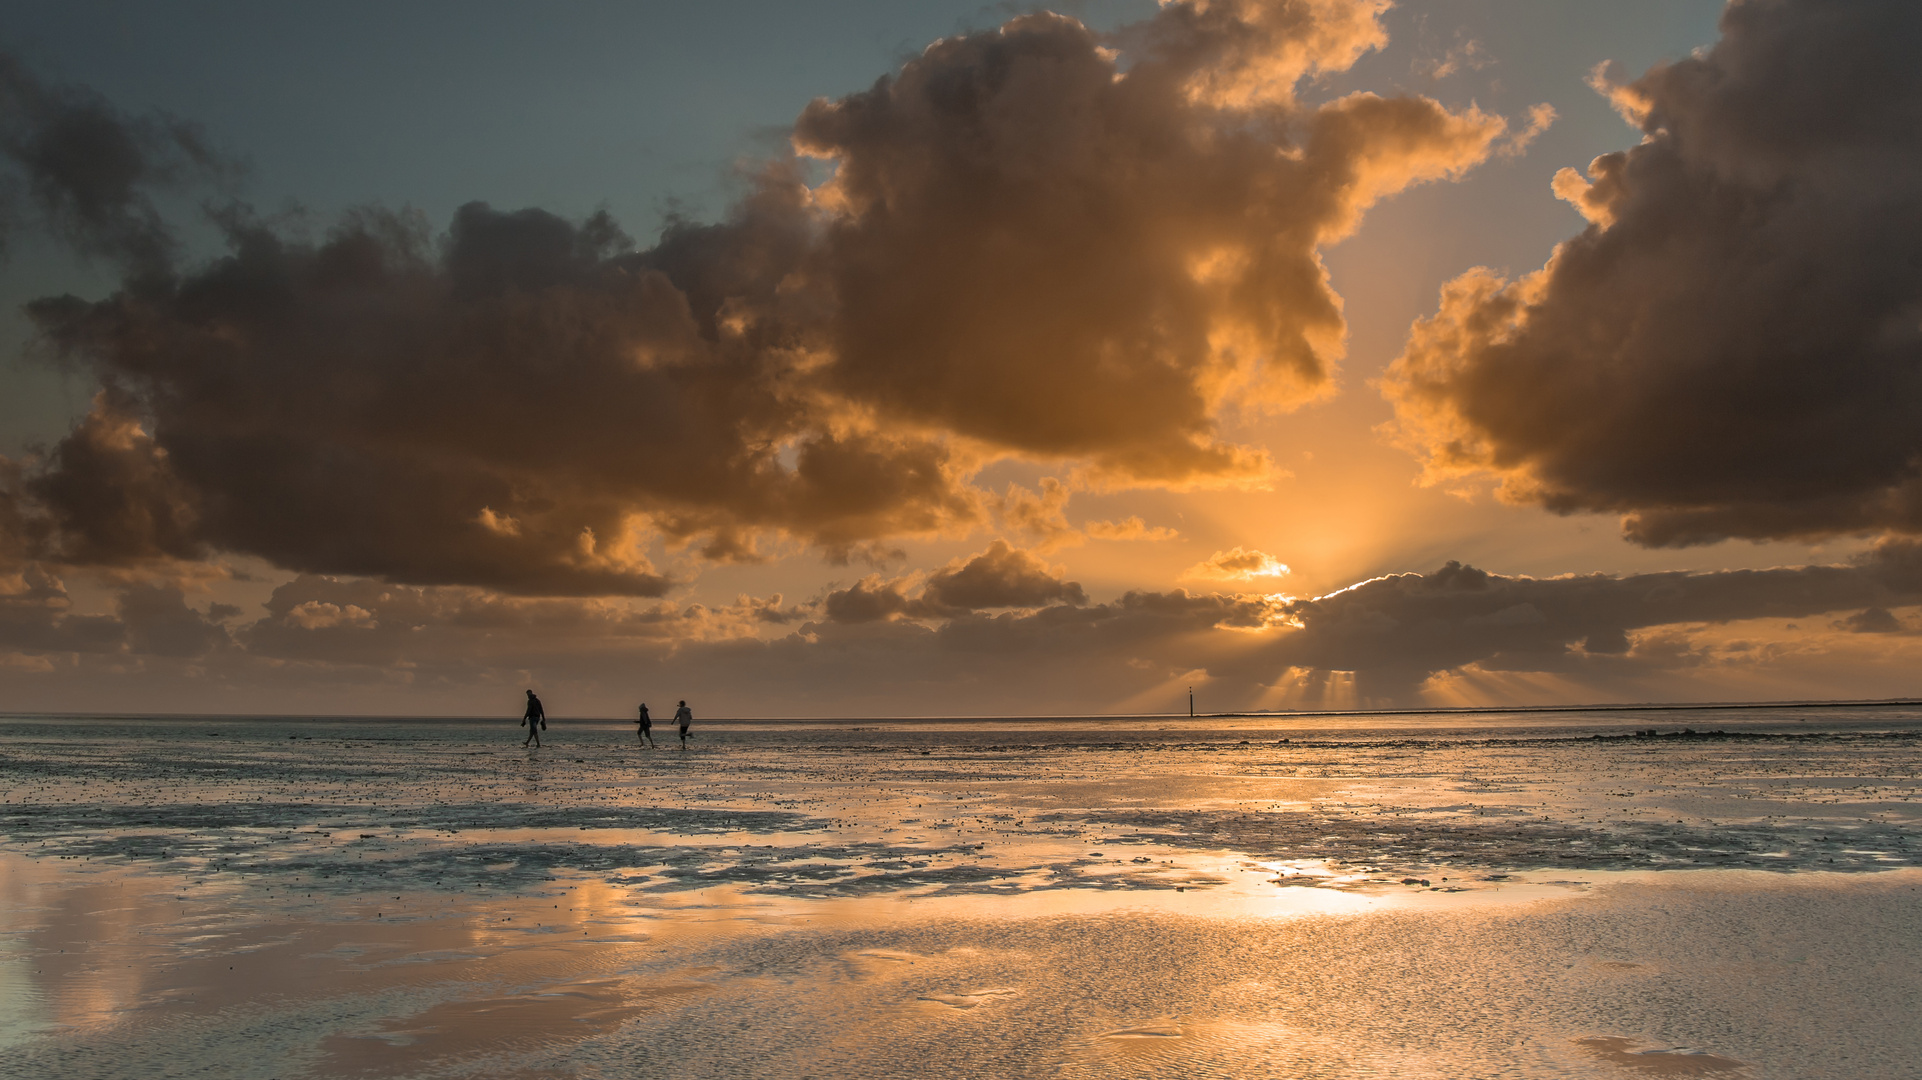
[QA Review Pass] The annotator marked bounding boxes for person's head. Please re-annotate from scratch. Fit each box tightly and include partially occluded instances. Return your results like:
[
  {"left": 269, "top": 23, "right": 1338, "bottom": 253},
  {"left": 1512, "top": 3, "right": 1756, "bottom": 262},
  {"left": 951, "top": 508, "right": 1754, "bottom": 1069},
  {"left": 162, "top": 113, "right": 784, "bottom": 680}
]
[
  {"left": 526, "top": 689, "right": 536, "bottom": 697},
  {"left": 679, "top": 700, "right": 686, "bottom": 707}
]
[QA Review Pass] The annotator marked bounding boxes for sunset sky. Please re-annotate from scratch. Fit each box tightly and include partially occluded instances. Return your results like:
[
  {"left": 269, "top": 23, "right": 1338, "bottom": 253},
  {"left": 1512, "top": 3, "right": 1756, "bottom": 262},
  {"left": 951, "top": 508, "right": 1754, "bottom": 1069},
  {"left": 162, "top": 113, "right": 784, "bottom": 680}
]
[{"left": 3, "top": 0, "right": 1919, "bottom": 717}]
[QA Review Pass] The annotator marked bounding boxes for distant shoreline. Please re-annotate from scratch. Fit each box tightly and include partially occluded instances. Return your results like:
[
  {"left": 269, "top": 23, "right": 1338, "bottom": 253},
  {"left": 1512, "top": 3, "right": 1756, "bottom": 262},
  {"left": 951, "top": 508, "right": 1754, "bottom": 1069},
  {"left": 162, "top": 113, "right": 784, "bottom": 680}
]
[{"left": 4, "top": 697, "right": 1919, "bottom": 724}]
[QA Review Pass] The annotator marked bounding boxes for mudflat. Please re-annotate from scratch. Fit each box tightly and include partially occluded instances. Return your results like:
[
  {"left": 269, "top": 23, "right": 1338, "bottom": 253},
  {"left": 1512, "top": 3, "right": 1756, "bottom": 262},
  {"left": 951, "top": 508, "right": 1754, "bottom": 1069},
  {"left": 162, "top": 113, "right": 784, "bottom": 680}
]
[{"left": 3, "top": 706, "right": 1919, "bottom": 1078}]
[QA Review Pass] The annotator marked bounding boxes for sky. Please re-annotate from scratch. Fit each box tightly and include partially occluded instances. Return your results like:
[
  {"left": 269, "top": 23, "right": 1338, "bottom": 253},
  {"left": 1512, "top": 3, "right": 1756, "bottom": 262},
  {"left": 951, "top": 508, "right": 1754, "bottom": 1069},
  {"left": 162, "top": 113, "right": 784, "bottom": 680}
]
[{"left": 2, "top": 0, "right": 1919, "bottom": 718}]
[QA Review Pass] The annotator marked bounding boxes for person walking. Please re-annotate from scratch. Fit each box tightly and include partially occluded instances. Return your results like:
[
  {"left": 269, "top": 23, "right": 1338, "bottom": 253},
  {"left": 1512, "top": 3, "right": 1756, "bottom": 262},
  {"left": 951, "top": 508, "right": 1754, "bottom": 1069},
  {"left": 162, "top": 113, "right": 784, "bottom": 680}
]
[
  {"left": 636, "top": 702, "right": 655, "bottom": 747},
  {"left": 521, "top": 689, "right": 546, "bottom": 747},
  {"left": 674, "top": 700, "right": 692, "bottom": 749}
]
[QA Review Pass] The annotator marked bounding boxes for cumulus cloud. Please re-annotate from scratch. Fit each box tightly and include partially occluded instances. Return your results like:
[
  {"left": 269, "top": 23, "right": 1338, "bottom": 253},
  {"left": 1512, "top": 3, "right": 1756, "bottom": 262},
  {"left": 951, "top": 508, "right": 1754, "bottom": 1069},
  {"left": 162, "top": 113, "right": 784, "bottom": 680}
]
[
  {"left": 18, "top": 198, "right": 979, "bottom": 595},
  {"left": 800, "top": 3, "right": 1509, "bottom": 483},
  {"left": 1183, "top": 546, "right": 1290, "bottom": 581},
  {"left": 922, "top": 540, "right": 1088, "bottom": 611},
  {"left": 821, "top": 540, "right": 1088, "bottom": 623},
  {"left": 1384, "top": 1, "right": 1922, "bottom": 548},
  {"left": 2, "top": 1, "right": 1525, "bottom": 595}
]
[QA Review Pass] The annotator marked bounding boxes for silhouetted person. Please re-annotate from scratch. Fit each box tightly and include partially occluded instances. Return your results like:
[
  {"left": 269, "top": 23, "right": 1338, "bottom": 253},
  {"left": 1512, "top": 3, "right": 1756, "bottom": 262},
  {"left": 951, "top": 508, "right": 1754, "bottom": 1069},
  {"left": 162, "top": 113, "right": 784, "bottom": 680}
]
[
  {"left": 674, "top": 700, "right": 692, "bottom": 749},
  {"left": 636, "top": 702, "right": 655, "bottom": 747},
  {"left": 522, "top": 689, "right": 546, "bottom": 747}
]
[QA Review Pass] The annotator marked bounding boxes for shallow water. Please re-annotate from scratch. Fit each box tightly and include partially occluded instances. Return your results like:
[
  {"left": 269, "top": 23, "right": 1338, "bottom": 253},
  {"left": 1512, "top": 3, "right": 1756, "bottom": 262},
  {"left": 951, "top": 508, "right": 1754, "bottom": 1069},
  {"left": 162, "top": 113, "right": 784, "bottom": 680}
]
[{"left": 3, "top": 706, "right": 1920, "bottom": 1077}]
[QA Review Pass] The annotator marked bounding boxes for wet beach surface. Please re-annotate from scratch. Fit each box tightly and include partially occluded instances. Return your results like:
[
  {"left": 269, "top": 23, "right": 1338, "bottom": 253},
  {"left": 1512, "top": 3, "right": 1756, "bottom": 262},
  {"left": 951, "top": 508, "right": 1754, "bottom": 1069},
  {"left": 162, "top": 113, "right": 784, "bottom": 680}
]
[{"left": 2, "top": 706, "right": 1920, "bottom": 1077}]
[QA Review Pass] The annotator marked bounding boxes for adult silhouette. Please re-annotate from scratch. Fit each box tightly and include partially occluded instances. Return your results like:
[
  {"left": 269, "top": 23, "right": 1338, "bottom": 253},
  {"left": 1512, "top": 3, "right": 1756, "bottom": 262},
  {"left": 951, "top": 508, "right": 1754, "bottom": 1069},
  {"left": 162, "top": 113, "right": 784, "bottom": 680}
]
[
  {"left": 674, "top": 700, "right": 692, "bottom": 749},
  {"left": 521, "top": 690, "right": 546, "bottom": 747},
  {"left": 636, "top": 702, "right": 655, "bottom": 747}
]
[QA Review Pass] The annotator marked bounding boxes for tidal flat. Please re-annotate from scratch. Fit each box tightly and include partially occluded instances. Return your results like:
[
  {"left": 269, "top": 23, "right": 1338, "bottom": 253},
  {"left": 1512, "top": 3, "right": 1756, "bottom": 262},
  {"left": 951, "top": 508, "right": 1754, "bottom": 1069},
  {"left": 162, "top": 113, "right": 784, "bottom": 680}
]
[{"left": 3, "top": 706, "right": 1919, "bottom": 1078}]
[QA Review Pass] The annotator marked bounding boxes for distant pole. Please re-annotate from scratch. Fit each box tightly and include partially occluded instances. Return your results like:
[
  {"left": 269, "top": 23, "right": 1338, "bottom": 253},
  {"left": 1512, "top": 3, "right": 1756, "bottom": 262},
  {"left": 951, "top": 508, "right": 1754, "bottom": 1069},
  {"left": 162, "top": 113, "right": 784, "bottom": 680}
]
[{"left": 1188, "top": 686, "right": 1194, "bottom": 717}]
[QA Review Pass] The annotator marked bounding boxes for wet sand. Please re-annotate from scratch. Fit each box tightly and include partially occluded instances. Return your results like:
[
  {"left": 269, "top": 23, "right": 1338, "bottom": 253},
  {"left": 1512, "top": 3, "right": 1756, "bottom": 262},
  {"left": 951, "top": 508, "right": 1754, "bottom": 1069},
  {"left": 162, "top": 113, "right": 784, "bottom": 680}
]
[{"left": 2, "top": 707, "right": 1920, "bottom": 1077}]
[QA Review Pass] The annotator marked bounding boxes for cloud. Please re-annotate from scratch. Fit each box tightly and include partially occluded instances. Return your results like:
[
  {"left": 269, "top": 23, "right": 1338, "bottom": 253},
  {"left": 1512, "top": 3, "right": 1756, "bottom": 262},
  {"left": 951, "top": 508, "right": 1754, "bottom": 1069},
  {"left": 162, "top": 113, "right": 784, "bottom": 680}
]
[
  {"left": 1834, "top": 607, "right": 1903, "bottom": 635},
  {"left": 819, "top": 576, "right": 918, "bottom": 625},
  {"left": 1417, "top": 36, "right": 1492, "bottom": 81},
  {"left": 0, "top": 563, "right": 123, "bottom": 655},
  {"left": 799, "top": 4, "right": 1507, "bottom": 484},
  {"left": 117, "top": 581, "right": 231, "bottom": 658},
  {"left": 9, "top": 544, "right": 1922, "bottom": 714},
  {"left": 922, "top": 540, "right": 1088, "bottom": 611},
  {"left": 993, "top": 480, "right": 1180, "bottom": 548},
  {"left": 821, "top": 540, "right": 1088, "bottom": 623},
  {"left": 18, "top": 198, "right": 989, "bottom": 595},
  {"left": 1383, "top": 1, "right": 1922, "bottom": 548},
  {"left": 1084, "top": 516, "right": 1179, "bottom": 542},
  {"left": 1183, "top": 546, "right": 1290, "bottom": 580},
  {"left": 0, "top": 561, "right": 233, "bottom": 662},
  {"left": 1142, "top": 0, "right": 1392, "bottom": 110},
  {"left": 1268, "top": 542, "right": 1922, "bottom": 702},
  {"left": 994, "top": 479, "right": 1079, "bottom": 550},
  {"left": 0, "top": 52, "right": 233, "bottom": 277},
  {"left": 0, "top": 2, "right": 1527, "bottom": 596}
]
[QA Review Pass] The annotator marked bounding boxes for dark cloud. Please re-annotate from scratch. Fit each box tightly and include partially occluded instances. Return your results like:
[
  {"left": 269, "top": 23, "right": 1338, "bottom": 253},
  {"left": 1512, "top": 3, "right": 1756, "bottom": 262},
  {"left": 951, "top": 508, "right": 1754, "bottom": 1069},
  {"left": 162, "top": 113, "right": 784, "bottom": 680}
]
[
  {"left": 0, "top": 52, "right": 232, "bottom": 278},
  {"left": 17, "top": 198, "right": 974, "bottom": 595},
  {"left": 822, "top": 540, "right": 1088, "bottom": 623},
  {"left": 2, "top": 1, "right": 1523, "bottom": 595},
  {"left": 0, "top": 563, "right": 123, "bottom": 655},
  {"left": 922, "top": 540, "right": 1087, "bottom": 611},
  {"left": 1385, "top": 0, "right": 1922, "bottom": 547},
  {"left": 820, "top": 577, "right": 918, "bottom": 625},
  {"left": 117, "top": 581, "right": 230, "bottom": 658},
  {"left": 0, "top": 562, "right": 229, "bottom": 664},
  {"left": 1834, "top": 607, "right": 1903, "bottom": 635},
  {"left": 1269, "top": 543, "right": 1922, "bottom": 701}
]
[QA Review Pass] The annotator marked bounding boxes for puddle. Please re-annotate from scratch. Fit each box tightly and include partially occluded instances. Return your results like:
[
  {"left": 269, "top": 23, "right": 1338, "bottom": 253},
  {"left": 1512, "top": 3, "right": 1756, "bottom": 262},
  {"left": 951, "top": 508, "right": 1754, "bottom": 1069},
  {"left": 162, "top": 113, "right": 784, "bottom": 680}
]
[{"left": 1577, "top": 1036, "right": 1751, "bottom": 1076}]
